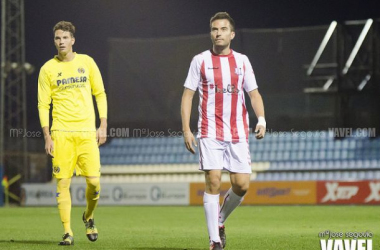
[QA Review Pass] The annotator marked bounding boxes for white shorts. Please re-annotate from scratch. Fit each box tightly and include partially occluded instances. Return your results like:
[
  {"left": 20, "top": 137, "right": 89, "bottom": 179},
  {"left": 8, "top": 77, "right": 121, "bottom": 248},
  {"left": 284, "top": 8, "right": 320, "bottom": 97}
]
[{"left": 198, "top": 138, "right": 252, "bottom": 174}]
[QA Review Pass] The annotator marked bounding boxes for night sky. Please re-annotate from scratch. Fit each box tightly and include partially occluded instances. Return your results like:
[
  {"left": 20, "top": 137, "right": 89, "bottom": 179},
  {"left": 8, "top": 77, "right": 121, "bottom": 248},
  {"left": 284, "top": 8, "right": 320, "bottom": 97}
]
[{"left": 23, "top": 0, "right": 379, "bottom": 131}]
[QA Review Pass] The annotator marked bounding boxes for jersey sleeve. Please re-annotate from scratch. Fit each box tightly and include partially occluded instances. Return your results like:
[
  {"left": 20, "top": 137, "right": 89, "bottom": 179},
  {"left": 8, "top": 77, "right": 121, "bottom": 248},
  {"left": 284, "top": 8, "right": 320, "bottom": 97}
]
[
  {"left": 37, "top": 66, "right": 52, "bottom": 128},
  {"left": 184, "top": 56, "right": 201, "bottom": 91},
  {"left": 242, "top": 55, "right": 258, "bottom": 92},
  {"left": 89, "top": 57, "right": 108, "bottom": 119}
]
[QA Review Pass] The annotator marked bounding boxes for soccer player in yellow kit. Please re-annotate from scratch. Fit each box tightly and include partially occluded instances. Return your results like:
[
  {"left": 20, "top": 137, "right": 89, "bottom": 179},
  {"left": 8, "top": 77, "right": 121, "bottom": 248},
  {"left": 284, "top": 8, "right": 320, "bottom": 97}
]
[{"left": 38, "top": 21, "right": 107, "bottom": 246}]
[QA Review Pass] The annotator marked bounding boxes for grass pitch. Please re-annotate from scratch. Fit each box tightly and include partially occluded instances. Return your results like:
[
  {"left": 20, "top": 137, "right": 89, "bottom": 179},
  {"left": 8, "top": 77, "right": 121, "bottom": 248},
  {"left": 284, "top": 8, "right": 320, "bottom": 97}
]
[{"left": 0, "top": 205, "right": 378, "bottom": 250}]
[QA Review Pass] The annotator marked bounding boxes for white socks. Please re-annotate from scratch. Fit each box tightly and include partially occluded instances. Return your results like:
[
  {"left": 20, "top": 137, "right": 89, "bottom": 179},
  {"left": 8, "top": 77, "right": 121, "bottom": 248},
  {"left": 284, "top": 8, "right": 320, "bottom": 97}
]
[
  {"left": 203, "top": 192, "right": 221, "bottom": 243},
  {"left": 204, "top": 189, "right": 245, "bottom": 243},
  {"left": 219, "top": 188, "right": 244, "bottom": 227}
]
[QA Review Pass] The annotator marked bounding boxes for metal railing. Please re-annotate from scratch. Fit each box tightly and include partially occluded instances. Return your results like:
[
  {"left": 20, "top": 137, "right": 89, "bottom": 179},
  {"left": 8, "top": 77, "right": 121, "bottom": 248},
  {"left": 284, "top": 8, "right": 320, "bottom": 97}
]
[
  {"left": 305, "top": 19, "right": 376, "bottom": 93},
  {"left": 307, "top": 21, "right": 338, "bottom": 76}
]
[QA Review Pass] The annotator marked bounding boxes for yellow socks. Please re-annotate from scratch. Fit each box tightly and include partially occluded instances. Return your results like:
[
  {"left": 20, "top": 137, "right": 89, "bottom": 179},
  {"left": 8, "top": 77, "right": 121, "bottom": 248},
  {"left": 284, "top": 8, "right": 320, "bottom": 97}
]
[
  {"left": 56, "top": 178, "right": 73, "bottom": 236},
  {"left": 56, "top": 177, "right": 100, "bottom": 235},
  {"left": 84, "top": 177, "right": 100, "bottom": 220}
]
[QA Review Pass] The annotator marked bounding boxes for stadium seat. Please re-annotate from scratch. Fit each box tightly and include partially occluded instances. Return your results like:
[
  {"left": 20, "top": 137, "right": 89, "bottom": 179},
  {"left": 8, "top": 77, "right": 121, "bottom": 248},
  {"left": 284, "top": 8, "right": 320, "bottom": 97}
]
[
  {"left": 310, "top": 172, "right": 318, "bottom": 180},
  {"left": 326, "top": 172, "right": 334, "bottom": 180},
  {"left": 97, "top": 133, "right": 380, "bottom": 183}
]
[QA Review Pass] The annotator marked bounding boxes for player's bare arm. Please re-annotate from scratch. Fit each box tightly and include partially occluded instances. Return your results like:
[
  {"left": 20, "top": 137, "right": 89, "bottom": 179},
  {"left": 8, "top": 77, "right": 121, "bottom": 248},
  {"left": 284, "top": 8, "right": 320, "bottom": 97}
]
[
  {"left": 181, "top": 88, "right": 197, "bottom": 154},
  {"left": 96, "top": 118, "right": 107, "bottom": 146},
  {"left": 248, "top": 89, "right": 266, "bottom": 139},
  {"left": 42, "top": 126, "right": 54, "bottom": 157}
]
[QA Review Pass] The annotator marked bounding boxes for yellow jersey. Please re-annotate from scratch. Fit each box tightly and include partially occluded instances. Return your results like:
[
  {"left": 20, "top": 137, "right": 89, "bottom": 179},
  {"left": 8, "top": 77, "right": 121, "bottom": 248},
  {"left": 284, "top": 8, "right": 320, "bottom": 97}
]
[{"left": 38, "top": 53, "right": 107, "bottom": 131}]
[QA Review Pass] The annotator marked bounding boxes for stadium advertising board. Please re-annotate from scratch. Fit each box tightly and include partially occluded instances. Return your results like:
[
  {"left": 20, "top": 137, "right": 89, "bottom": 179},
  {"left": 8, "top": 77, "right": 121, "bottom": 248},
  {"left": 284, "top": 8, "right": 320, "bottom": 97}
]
[
  {"left": 317, "top": 181, "right": 380, "bottom": 204},
  {"left": 246, "top": 181, "right": 316, "bottom": 204},
  {"left": 21, "top": 183, "right": 57, "bottom": 206},
  {"left": 22, "top": 183, "right": 189, "bottom": 206},
  {"left": 71, "top": 183, "right": 189, "bottom": 205},
  {"left": 190, "top": 183, "right": 232, "bottom": 205},
  {"left": 22, "top": 181, "right": 380, "bottom": 206},
  {"left": 190, "top": 181, "right": 316, "bottom": 205}
]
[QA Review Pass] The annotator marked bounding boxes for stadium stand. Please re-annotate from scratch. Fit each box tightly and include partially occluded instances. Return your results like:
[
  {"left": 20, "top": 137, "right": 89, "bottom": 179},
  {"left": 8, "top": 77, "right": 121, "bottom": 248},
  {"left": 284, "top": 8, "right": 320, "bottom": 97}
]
[{"left": 71, "top": 131, "right": 380, "bottom": 183}]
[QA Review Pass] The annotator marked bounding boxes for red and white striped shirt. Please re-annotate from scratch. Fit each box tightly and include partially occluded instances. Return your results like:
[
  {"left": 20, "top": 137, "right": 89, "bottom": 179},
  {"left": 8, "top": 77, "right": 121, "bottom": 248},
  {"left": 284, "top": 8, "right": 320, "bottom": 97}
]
[{"left": 184, "top": 49, "right": 258, "bottom": 142}]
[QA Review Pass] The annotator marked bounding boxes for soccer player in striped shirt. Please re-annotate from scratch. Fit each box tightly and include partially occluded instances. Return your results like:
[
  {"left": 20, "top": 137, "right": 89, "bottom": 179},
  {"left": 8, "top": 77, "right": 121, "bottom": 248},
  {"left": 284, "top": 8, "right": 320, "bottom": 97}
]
[
  {"left": 181, "top": 12, "right": 266, "bottom": 250},
  {"left": 38, "top": 21, "right": 107, "bottom": 245}
]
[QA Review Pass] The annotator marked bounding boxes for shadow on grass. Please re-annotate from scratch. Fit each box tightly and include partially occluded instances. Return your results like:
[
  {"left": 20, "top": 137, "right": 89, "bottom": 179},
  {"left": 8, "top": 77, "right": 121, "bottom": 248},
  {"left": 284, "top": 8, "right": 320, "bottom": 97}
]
[{"left": 0, "top": 240, "right": 56, "bottom": 245}]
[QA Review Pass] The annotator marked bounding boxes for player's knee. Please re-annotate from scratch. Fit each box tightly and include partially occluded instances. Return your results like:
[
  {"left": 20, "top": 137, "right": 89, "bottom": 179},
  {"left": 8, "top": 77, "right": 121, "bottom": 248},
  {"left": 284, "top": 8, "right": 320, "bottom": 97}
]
[
  {"left": 86, "top": 177, "right": 101, "bottom": 199},
  {"left": 86, "top": 177, "right": 100, "bottom": 189},
  {"left": 232, "top": 182, "right": 249, "bottom": 196},
  {"left": 206, "top": 177, "right": 221, "bottom": 193},
  {"left": 240, "top": 181, "right": 250, "bottom": 192},
  {"left": 57, "top": 178, "right": 71, "bottom": 190},
  {"left": 56, "top": 178, "right": 71, "bottom": 204}
]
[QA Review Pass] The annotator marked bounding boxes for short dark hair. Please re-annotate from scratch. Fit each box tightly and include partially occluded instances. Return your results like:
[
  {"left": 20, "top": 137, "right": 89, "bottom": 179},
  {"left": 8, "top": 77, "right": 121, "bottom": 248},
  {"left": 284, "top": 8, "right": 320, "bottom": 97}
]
[
  {"left": 53, "top": 21, "right": 75, "bottom": 37},
  {"left": 210, "top": 12, "right": 235, "bottom": 32}
]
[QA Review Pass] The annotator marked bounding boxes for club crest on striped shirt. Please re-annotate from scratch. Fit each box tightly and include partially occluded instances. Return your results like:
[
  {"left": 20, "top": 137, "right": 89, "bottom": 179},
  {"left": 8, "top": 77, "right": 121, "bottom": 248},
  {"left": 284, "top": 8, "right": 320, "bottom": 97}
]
[{"left": 235, "top": 67, "right": 242, "bottom": 75}]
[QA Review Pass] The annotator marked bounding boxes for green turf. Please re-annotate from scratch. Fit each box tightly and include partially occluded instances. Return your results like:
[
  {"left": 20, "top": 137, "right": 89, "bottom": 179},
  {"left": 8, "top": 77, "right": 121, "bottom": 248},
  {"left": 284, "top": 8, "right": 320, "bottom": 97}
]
[{"left": 0, "top": 206, "right": 378, "bottom": 249}]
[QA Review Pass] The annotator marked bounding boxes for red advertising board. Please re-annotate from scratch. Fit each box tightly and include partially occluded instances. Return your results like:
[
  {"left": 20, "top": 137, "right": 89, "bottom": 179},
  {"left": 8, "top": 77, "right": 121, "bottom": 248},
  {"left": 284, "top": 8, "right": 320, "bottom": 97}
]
[{"left": 317, "top": 181, "right": 380, "bottom": 204}]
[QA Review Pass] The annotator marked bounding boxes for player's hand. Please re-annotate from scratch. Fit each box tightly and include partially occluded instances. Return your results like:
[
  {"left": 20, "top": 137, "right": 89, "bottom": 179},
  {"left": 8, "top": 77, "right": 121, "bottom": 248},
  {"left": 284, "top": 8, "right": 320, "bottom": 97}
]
[
  {"left": 183, "top": 130, "right": 197, "bottom": 154},
  {"left": 96, "top": 126, "right": 107, "bottom": 146},
  {"left": 44, "top": 135, "right": 54, "bottom": 157},
  {"left": 254, "top": 125, "right": 266, "bottom": 140}
]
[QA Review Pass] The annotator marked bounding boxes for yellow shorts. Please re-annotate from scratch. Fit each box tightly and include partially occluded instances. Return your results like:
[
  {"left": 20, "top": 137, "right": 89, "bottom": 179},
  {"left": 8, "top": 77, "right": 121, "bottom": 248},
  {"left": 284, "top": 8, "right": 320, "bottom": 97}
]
[{"left": 51, "top": 131, "right": 101, "bottom": 178}]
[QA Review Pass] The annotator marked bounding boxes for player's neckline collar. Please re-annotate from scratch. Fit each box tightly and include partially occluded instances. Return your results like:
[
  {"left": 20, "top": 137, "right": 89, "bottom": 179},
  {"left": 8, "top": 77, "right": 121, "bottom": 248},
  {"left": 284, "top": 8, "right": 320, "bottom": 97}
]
[
  {"left": 55, "top": 52, "right": 77, "bottom": 62},
  {"left": 210, "top": 49, "right": 233, "bottom": 57}
]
